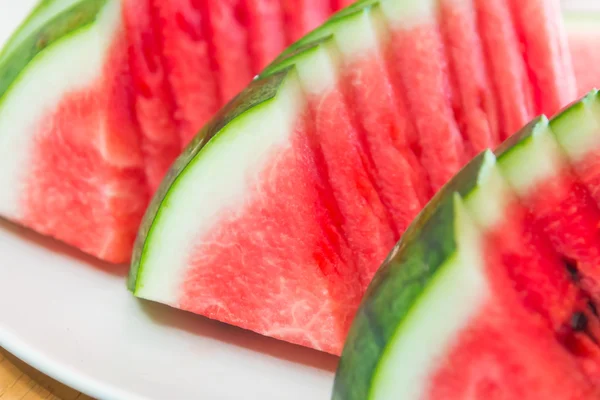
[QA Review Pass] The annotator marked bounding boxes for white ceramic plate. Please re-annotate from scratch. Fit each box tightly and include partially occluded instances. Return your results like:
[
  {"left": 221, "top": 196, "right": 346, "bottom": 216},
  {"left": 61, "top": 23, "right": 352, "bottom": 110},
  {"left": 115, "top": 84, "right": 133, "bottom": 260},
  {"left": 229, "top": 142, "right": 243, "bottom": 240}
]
[{"left": 0, "top": 219, "right": 338, "bottom": 399}]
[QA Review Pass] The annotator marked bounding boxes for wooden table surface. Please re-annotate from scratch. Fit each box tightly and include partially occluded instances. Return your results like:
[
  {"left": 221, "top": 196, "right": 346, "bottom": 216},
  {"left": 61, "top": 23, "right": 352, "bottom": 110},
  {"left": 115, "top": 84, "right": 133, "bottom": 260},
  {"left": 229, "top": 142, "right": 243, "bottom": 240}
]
[{"left": 0, "top": 348, "right": 93, "bottom": 400}]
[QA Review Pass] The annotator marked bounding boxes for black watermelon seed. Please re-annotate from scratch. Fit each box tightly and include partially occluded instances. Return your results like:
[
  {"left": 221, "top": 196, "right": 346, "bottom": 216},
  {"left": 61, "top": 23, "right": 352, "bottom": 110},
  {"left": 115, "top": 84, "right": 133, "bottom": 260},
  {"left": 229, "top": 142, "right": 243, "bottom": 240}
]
[
  {"left": 563, "top": 258, "right": 580, "bottom": 282},
  {"left": 589, "top": 301, "right": 599, "bottom": 317},
  {"left": 571, "top": 312, "right": 588, "bottom": 332}
]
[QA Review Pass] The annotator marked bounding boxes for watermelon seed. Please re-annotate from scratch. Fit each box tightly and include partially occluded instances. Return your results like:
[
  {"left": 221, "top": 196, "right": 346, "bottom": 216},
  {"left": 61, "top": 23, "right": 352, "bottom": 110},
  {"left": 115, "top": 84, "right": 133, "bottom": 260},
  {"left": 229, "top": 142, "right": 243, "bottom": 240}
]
[
  {"left": 563, "top": 258, "right": 580, "bottom": 282},
  {"left": 571, "top": 312, "right": 588, "bottom": 332},
  {"left": 589, "top": 301, "right": 598, "bottom": 317}
]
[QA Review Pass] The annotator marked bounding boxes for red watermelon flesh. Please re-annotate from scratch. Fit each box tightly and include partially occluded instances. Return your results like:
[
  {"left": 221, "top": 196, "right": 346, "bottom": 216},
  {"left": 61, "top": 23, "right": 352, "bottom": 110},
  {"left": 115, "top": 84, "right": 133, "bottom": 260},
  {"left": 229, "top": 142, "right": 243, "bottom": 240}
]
[
  {"left": 156, "top": 0, "right": 221, "bottom": 147},
  {"left": 181, "top": 107, "right": 362, "bottom": 355},
  {"left": 439, "top": 0, "right": 500, "bottom": 151},
  {"left": 520, "top": 173, "right": 600, "bottom": 300},
  {"left": 123, "top": 0, "right": 182, "bottom": 190},
  {"left": 481, "top": 196, "right": 600, "bottom": 379},
  {"left": 280, "top": 0, "right": 334, "bottom": 43},
  {"left": 340, "top": 46, "right": 428, "bottom": 234},
  {"left": 383, "top": 6, "right": 464, "bottom": 192},
  {"left": 243, "top": 0, "right": 287, "bottom": 73},
  {"left": 21, "top": 30, "right": 149, "bottom": 264},
  {"left": 429, "top": 297, "right": 597, "bottom": 399},
  {"left": 474, "top": 0, "right": 535, "bottom": 140},
  {"left": 306, "top": 80, "right": 396, "bottom": 290},
  {"left": 331, "top": 0, "right": 357, "bottom": 12},
  {"left": 508, "top": 0, "right": 576, "bottom": 118},
  {"left": 206, "top": 0, "right": 255, "bottom": 103},
  {"left": 435, "top": 172, "right": 600, "bottom": 396},
  {"left": 485, "top": 199, "right": 581, "bottom": 332}
]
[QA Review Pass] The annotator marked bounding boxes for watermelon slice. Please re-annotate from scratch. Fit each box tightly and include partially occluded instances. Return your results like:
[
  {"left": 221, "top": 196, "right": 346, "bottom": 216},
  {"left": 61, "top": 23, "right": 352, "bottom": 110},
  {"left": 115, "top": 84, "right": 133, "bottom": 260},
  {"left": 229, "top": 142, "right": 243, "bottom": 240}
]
[
  {"left": 0, "top": 0, "right": 149, "bottom": 264},
  {"left": 564, "top": 9, "right": 600, "bottom": 97},
  {"left": 128, "top": 0, "right": 578, "bottom": 354},
  {"left": 333, "top": 110, "right": 600, "bottom": 398}
]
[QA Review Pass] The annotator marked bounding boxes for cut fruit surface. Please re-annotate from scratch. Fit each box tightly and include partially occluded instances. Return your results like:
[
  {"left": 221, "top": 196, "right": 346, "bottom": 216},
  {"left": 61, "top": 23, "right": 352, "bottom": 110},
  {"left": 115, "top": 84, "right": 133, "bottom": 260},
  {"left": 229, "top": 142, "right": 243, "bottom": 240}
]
[
  {"left": 381, "top": 0, "right": 464, "bottom": 191},
  {"left": 133, "top": 71, "right": 364, "bottom": 354},
  {"left": 243, "top": 0, "right": 287, "bottom": 73},
  {"left": 206, "top": 0, "right": 254, "bottom": 103},
  {"left": 474, "top": 0, "right": 535, "bottom": 139},
  {"left": 439, "top": 0, "right": 499, "bottom": 150},
  {"left": 0, "top": 0, "right": 149, "bottom": 263},
  {"left": 280, "top": 0, "right": 333, "bottom": 43},
  {"left": 497, "top": 116, "right": 600, "bottom": 301},
  {"left": 508, "top": 0, "right": 576, "bottom": 117},
  {"left": 124, "top": 0, "right": 182, "bottom": 190},
  {"left": 156, "top": 0, "right": 221, "bottom": 147}
]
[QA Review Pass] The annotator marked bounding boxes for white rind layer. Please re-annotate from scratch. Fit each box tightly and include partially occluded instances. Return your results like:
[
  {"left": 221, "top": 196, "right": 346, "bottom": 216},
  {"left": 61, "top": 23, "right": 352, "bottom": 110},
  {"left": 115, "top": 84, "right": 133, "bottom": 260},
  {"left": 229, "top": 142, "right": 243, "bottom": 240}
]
[
  {"left": 464, "top": 151, "right": 514, "bottom": 232},
  {"left": 380, "top": 0, "right": 438, "bottom": 29},
  {"left": 135, "top": 74, "right": 306, "bottom": 304},
  {"left": 371, "top": 196, "right": 490, "bottom": 400},
  {"left": 551, "top": 94, "right": 600, "bottom": 162},
  {"left": 498, "top": 119, "right": 566, "bottom": 198},
  {"left": 331, "top": 9, "right": 386, "bottom": 59},
  {"left": 0, "top": 0, "right": 121, "bottom": 219},
  {"left": 294, "top": 42, "right": 341, "bottom": 96}
]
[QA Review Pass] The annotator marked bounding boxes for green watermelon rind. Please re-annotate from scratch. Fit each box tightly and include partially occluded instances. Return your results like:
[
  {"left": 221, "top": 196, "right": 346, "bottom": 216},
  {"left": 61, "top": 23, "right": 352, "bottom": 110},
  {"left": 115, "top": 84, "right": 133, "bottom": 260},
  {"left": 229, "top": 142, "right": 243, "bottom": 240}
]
[
  {"left": 332, "top": 143, "right": 506, "bottom": 399},
  {"left": 128, "top": 68, "right": 292, "bottom": 291},
  {"left": 0, "top": 0, "right": 108, "bottom": 101}
]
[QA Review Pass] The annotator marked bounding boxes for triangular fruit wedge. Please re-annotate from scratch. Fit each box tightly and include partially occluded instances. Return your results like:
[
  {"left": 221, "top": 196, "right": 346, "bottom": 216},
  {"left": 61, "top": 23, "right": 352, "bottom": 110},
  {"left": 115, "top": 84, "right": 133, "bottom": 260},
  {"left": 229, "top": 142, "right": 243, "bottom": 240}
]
[
  {"left": 0, "top": 0, "right": 149, "bottom": 264},
  {"left": 334, "top": 113, "right": 600, "bottom": 397}
]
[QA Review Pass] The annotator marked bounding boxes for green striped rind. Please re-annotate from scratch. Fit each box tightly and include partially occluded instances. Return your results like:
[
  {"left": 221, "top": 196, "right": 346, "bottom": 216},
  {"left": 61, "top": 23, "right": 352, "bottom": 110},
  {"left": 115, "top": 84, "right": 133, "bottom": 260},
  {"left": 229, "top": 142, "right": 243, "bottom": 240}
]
[
  {"left": 0, "top": 0, "right": 107, "bottom": 100},
  {"left": 333, "top": 115, "right": 552, "bottom": 398},
  {"left": 128, "top": 69, "right": 292, "bottom": 290},
  {"left": 332, "top": 148, "right": 504, "bottom": 400},
  {"left": 333, "top": 189, "right": 457, "bottom": 400}
]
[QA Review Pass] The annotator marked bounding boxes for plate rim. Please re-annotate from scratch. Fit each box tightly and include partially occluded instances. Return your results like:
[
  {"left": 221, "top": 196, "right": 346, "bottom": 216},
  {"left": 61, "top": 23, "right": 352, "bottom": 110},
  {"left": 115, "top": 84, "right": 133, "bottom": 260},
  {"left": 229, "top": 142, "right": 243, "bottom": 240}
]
[{"left": 1, "top": 327, "right": 143, "bottom": 400}]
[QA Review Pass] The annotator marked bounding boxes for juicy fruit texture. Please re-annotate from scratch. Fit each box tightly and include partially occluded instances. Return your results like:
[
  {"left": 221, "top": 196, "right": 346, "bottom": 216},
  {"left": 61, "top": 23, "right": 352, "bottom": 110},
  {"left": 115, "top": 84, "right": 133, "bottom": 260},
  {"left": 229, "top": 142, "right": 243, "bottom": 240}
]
[
  {"left": 124, "top": 0, "right": 181, "bottom": 190},
  {"left": 508, "top": 0, "right": 576, "bottom": 117},
  {"left": 130, "top": 0, "right": 578, "bottom": 355},
  {"left": 383, "top": 1, "right": 464, "bottom": 192},
  {"left": 334, "top": 102, "right": 600, "bottom": 397},
  {"left": 439, "top": 0, "right": 499, "bottom": 152},
  {"left": 564, "top": 10, "right": 600, "bottom": 97},
  {"left": 0, "top": 0, "right": 148, "bottom": 264},
  {"left": 126, "top": 0, "right": 339, "bottom": 173}
]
